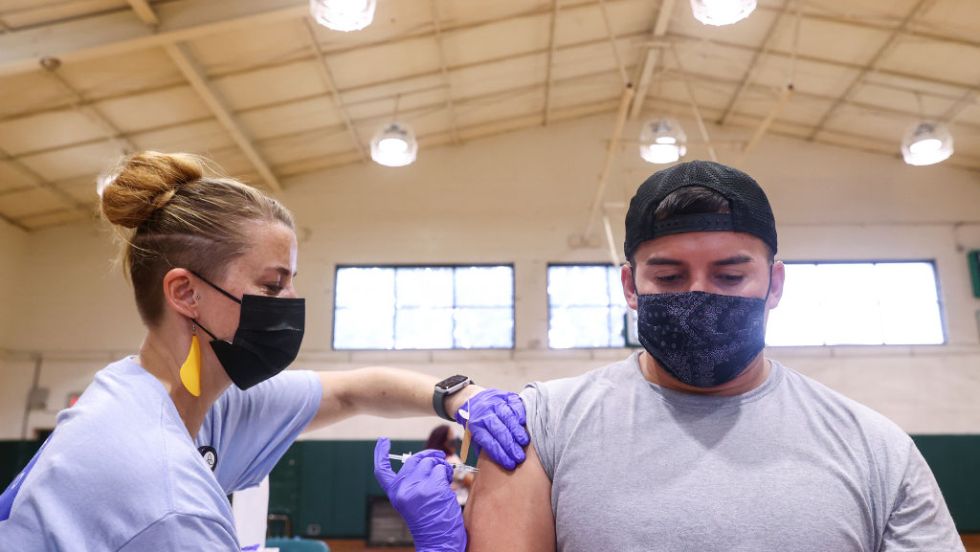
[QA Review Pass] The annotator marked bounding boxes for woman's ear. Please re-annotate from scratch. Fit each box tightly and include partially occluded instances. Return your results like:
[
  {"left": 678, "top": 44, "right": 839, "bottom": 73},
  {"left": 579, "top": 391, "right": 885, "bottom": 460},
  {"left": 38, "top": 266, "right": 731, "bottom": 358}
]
[
  {"left": 766, "top": 260, "right": 785, "bottom": 310},
  {"left": 162, "top": 268, "right": 201, "bottom": 319},
  {"left": 621, "top": 263, "right": 639, "bottom": 310}
]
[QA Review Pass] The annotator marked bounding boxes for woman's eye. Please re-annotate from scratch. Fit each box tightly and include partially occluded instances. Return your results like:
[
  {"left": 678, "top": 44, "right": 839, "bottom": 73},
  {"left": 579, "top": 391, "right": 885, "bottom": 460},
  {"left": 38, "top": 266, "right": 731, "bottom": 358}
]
[{"left": 264, "top": 284, "right": 283, "bottom": 294}]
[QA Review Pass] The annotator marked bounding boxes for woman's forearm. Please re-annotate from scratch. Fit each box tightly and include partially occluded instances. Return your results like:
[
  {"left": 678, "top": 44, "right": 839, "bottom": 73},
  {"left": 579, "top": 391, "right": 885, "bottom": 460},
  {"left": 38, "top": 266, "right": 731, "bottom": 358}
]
[{"left": 309, "top": 367, "right": 482, "bottom": 430}]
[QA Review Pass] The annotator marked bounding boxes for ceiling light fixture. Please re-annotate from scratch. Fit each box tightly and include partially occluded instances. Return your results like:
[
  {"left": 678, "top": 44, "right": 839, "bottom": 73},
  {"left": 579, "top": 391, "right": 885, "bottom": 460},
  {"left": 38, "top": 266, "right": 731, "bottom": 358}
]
[
  {"left": 310, "top": 0, "right": 376, "bottom": 32},
  {"left": 901, "top": 121, "right": 954, "bottom": 166},
  {"left": 639, "top": 118, "right": 687, "bottom": 164},
  {"left": 371, "top": 122, "right": 418, "bottom": 167},
  {"left": 690, "top": 0, "right": 756, "bottom": 26}
]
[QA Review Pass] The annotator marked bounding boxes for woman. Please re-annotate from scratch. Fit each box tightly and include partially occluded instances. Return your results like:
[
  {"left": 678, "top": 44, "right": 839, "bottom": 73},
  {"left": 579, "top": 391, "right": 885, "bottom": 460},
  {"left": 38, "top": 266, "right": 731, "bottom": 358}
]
[
  {"left": 425, "top": 425, "right": 474, "bottom": 508},
  {"left": 0, "top": 151, "right": 528, "bottom": 550}
]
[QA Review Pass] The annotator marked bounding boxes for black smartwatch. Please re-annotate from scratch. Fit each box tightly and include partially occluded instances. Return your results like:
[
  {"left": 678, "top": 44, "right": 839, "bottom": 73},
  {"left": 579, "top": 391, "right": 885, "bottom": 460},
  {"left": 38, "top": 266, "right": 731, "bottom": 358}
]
[{"left": 433, "top": 375, "right": 473, "bottom": 422}]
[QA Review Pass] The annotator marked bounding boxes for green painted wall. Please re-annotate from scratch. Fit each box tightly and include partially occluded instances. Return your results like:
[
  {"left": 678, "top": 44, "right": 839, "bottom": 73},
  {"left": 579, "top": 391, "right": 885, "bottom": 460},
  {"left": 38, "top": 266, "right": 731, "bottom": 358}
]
[{"left": 2, "top": 436, "right": 978, "bottom": 535}]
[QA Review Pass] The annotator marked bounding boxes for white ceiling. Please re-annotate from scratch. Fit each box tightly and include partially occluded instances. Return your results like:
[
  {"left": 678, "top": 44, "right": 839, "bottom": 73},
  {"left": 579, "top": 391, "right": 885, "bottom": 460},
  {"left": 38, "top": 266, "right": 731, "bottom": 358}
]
[{"left": 0, "top": 0, "right": 978, "bottom": 230}]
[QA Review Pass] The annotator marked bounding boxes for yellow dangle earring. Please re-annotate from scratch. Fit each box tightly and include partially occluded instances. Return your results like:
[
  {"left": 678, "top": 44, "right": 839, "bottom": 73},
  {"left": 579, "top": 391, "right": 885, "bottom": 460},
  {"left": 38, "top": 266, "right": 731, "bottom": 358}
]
[{"left": 179, "top": 323, "right": 202, "bottom": 397}]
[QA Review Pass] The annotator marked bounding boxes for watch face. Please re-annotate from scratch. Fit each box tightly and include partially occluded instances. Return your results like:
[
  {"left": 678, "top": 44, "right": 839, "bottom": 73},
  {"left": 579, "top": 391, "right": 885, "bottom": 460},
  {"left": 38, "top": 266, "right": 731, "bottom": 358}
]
[{"left": 437, "top": 375, "right": 469, "bottom": 390}]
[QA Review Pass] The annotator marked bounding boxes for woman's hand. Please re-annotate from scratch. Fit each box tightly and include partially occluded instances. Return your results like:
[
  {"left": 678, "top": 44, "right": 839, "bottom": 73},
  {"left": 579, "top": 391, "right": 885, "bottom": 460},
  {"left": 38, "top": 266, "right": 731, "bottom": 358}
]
[
  {"left": 373, "top": 438, "right": 466, "bottom": 552},
  {"left": 454, "top": 389, "right": 529, "bottom": 470}
]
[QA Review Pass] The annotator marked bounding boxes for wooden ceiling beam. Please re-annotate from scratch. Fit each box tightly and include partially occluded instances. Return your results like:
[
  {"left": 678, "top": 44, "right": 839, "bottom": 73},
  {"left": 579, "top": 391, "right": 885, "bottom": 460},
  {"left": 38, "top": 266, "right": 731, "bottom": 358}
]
[
  {"left": 806, "top": 0, "right": 937, "bottom": 141},
  {"left": 165, "top": 42, "right": 283, "bottom": 192}
]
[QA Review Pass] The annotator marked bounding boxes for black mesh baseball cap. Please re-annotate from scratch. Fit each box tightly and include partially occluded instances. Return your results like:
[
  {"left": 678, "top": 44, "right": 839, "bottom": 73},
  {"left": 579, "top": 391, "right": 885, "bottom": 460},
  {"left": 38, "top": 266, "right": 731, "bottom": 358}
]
[{"left": 624, "top": 160, "right": 777, "bottom": 260}]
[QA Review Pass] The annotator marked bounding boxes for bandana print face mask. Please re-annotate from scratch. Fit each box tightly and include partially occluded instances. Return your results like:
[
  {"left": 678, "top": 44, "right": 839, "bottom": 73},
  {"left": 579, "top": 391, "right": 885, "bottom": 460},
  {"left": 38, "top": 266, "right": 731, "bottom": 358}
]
[{"left": 636, "top": 291, "right": 767, "bottom": 388}]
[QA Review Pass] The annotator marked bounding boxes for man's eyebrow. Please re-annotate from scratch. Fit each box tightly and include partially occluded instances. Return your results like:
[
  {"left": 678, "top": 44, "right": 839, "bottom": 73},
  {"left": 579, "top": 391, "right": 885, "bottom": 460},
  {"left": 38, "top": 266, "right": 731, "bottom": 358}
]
[
  {"left": 644, "top": 258, "right": 683, "bottom": 266},
  {"left": 712, "top": 255, "right": 753, "bottom": 266}
]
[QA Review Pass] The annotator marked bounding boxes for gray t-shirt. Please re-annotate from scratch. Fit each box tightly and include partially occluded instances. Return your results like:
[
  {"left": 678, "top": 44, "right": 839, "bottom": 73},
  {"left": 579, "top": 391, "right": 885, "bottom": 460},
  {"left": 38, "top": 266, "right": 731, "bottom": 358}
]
[{"left": 521, "top": 353, "right": 963, "bottom": 552}]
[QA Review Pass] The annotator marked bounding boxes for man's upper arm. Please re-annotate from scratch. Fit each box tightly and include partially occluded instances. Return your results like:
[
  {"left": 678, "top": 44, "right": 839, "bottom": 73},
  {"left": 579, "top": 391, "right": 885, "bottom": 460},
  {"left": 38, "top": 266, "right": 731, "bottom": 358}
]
[
  {"left": 880, "top": 445, "right": 964, "bottom": 551},
  {"left": 464, "top": 443, "right": 556, "bottom": 552}
]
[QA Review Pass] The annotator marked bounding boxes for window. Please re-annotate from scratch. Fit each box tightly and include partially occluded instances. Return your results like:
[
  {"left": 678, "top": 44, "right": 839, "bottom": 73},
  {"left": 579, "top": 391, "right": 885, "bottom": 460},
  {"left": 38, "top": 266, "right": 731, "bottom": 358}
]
[
  {"left": 766, "top": 261, "right": 945, "bottom": 346},
  {"left": 548, "top": 264, "right": 636, "bottom": 349},
  {"left": 547, "top": 261, "right": 945, "bottom": 349},
  {"left": 333, "top": 265, "right": 514, "bottom": 350}
]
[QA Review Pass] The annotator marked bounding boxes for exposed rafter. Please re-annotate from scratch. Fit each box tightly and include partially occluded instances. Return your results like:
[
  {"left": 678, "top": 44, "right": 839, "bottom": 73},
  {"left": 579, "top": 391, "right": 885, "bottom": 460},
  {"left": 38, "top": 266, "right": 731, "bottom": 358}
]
[
  {"left": 0, "top": 0, "right": 308, "bottom": 77},
  {"left": 0, "top": 147, "right": 95, "bottom": 225},
  {"left": 542, "top": 0, "right": 560, "bottom": 126},
  {"left": 125, "top": 0, "right": 159, "bottom": 26},
  {"left": 806, "top": 0, "right": 937, "bottom": 141},
  {"left": 301, "top": 18, "right": 367, "bottom": 162},
  {"left": 628, "top": 0, "right": 675, "bottom": 120},
  {"left": 164, "top": 43, "right": 283, "bottom": 192},
  {"left": 716, "top": 0, "right": 793, "bottom": 126},
  {"left": 429, "top": 0, "right": 460, "bottom": 144},
  {"left": 39, "top": 57, "right": 137, "bottom": 156}
]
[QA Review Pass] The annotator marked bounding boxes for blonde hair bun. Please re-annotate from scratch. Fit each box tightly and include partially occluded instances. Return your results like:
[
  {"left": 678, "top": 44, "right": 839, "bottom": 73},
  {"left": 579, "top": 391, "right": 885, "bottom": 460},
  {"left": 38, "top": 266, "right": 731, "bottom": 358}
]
[{"left": 100, "top": 151, "right": 205, "bottom": 229}]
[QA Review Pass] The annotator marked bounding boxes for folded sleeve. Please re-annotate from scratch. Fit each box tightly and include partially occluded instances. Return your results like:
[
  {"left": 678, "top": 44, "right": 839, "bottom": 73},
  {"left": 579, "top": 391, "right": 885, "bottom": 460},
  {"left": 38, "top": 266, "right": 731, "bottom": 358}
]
[
  {"left": 199, "top": 370, "right": 323, "bottom": 493},
  {"left": 116, "top": 513, "right": 238, "bottom": 552},
  {"left": 520, "top": 382, "right": 557, "bottom": 480},
  {"left": 880, "top": 444, "right": 965, "bottom": 552}
]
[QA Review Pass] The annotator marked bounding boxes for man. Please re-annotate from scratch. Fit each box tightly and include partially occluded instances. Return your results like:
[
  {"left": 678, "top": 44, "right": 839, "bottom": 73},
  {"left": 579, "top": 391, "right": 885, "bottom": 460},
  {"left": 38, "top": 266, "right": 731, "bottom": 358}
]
[{"left": 462, "top": 160, "right": 963, "bottom": 551}]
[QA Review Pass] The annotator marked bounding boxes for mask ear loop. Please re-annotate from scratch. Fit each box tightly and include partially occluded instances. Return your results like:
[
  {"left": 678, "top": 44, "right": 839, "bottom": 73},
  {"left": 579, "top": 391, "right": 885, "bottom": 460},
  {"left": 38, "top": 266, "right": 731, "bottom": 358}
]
[{"left": 762, "top": 261, "right": 775, "bottom": 304}]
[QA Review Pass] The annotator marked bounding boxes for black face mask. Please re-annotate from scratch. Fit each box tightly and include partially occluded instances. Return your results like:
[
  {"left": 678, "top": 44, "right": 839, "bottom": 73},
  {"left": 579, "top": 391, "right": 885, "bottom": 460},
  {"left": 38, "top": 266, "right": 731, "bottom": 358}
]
[
  {"left": 636, "top": 291, "right": 767, "bottom": 388},
  {"left": 635, "top": 265, "right": 772, "bottom": 388},
  {"left": 191, "top": 270, "right": 305, "bottom": 390}
]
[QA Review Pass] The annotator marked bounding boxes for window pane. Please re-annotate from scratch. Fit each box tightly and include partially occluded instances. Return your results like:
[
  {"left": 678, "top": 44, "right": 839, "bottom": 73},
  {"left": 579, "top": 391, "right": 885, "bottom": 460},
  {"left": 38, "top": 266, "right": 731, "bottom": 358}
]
[
  {"left": 454, "top": 308, "right": 514, "bottom": 348},
  {"left": 549, "top": 306, "right": 612, "bottom": 348},
  {"left": 395, "top": 308, "right": 454, "bottom": 349},
  {"left": 456, "top": 267, "right": 513, "bottom": 307},
  {"left": 335, "top": 268, "right": 394, "bottom": 309},
  {"left": 548, "top": 266, "right": 611, "bottom": 307},
  {"left": 334, "top": 265, "right": 516, "bottom": 350},
  {"left": 881, "top": 300, "right": 944, "bottom": 345},
  {"left": 875, "top": 263, "right": 938, "bottom": 304},
  {"left": 767, "top": 264, "right": 825, "bottom": 346},
  {"left": 607, "top": 266, "right": 627, "bottom": 307},
  {"left": 608, "top": 306, "right": 628, "bottom": 347},
  {"left": 396, "top": 267, "right": 453, "bottom": 308},
  {"left": 334, "top": 307, "right": 394, "bottom": 349},
  {"left": 767, "top": 261, "right": 944, "bottom": 346}
]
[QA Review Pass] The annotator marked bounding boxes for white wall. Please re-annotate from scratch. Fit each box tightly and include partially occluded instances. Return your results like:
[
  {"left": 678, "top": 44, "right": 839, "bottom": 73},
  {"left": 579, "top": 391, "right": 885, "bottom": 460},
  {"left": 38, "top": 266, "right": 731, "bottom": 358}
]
[
  {"left": 1, "top": 112, "right": 978, "bottom": 440},
  {"left": 0, "top": 218, "right": 27, "bottom": 348}
]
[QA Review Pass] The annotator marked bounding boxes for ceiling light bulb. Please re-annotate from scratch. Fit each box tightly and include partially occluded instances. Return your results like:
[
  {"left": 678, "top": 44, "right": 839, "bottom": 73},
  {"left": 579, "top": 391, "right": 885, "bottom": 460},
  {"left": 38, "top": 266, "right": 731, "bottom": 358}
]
[
  {"left": 690, "top": 0, "right": 757, "bottom": 26},
  {"left": 378, "top": 137, "right": 409, "bottom": 155},
  {"left": 371, "top": 122, "right": 418, "bottom": 167},
  {"left": 640, "top": 118, "right": 687, "bottom": 165},
  {"left": 901, "top": 122, "right": 953, "bottom": 166},
  {"left": 907, "top": 138, "right": 942, "bottom": 155},
  {"left": 310, "top": 0, "right": 376, "bottom": 32}
]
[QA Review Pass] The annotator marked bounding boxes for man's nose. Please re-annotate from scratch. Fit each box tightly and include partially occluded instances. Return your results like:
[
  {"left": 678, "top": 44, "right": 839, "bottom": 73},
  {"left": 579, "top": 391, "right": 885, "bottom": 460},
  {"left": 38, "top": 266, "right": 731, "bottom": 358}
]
[{"left": 687, "top": 274, "right": 710, "bottom": 293}]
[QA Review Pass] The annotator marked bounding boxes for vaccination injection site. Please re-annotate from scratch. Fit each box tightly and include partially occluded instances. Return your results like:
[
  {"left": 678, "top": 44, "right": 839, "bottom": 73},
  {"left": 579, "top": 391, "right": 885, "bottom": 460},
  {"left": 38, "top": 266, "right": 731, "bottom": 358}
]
[{"left": 1, "top": 0, "right": 980, "bottom": 550}]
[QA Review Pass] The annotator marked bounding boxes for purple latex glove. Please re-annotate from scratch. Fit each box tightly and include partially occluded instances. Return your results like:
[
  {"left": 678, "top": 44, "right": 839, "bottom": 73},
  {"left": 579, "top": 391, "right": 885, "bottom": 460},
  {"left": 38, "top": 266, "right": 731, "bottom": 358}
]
[
  {"left": 455, "top": 388, "right": 529, "bottom": 470},
  {"left": 373, "top": 438, "right": 466, "bottom": 552}
]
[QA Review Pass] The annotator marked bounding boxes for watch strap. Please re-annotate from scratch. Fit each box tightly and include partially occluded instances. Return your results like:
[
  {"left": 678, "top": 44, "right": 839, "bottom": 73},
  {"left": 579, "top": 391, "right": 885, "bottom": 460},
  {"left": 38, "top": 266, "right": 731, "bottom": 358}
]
[{"left": 433, "top": 387, "right": 454, "bottom": 422}]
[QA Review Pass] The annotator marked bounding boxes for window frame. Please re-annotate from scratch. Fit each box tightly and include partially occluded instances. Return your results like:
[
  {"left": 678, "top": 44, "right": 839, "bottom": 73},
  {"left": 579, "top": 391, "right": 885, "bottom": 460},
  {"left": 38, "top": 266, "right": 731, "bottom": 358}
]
[
  {"left": 546, "top": 262, "right": 637, "bottom": 350},
  {"left": 331, "top": 263, "right": 517, "bottom": 351},
  {"left": 545, "top": 259, "right": 948, "bottom": 350},
  {"left": 769, "top": 258, "right": 948, "bottom": 347}
]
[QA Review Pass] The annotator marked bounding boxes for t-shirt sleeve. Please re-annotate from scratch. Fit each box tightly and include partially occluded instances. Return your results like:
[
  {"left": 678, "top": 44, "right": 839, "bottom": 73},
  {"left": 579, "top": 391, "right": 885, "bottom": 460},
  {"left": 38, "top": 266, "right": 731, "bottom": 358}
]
[
  {"left": 880, "top": 444, "right": 964, "bottom": 552},
  {"left": 200, "top": 370, "right": 322, "bottom": 493},
  {"left": 520, "top": 382, "right": 557, "bottom": 480},
  {"left": 116, "top": 513, "right": 238, "bottom": 551}
]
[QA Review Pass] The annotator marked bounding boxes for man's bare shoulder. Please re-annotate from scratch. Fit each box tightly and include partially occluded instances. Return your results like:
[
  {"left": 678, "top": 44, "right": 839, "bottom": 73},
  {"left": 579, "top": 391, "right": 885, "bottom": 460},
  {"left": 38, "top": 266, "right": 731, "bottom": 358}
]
[{"left": 464, "top": 445, "right": 556, "bottom": 552}]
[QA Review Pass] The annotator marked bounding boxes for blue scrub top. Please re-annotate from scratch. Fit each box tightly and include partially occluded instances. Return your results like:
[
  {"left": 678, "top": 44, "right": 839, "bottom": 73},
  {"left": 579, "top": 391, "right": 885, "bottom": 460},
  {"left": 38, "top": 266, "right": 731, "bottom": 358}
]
[{"left": 0, "top": 357, "right": 322, "bottom": 551}]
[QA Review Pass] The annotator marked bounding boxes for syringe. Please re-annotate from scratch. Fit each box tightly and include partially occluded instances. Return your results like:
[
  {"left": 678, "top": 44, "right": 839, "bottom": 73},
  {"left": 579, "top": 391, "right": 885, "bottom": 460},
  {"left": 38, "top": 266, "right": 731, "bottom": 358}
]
[{"left": 388, "top": 453, "right": 479, "bottom": 474}]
